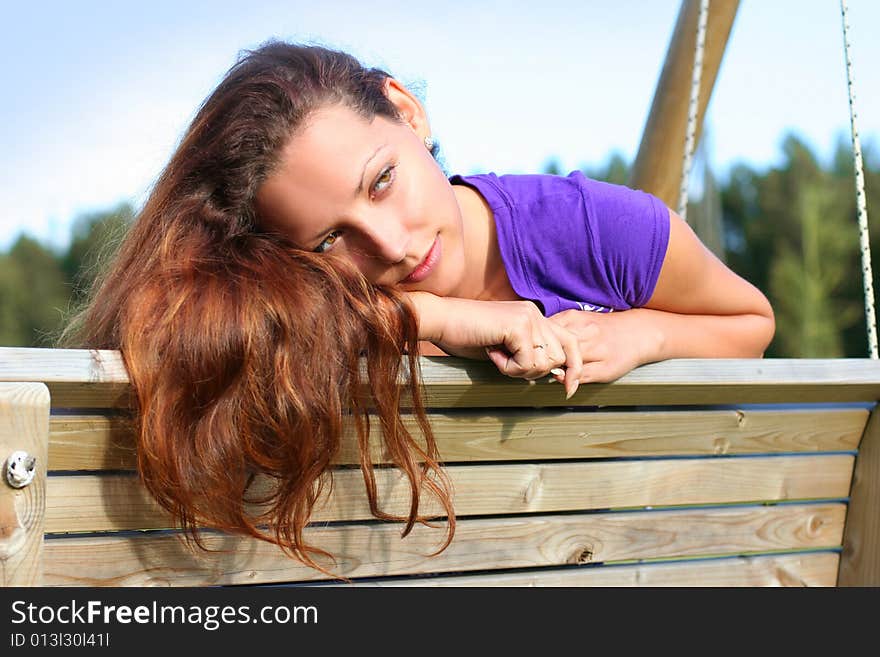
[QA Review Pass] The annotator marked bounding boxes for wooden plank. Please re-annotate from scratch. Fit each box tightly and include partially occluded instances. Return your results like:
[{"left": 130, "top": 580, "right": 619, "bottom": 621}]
[
  {"left": 629, "top": 0, "right": 741, "bottom": 208},
  {"left": 46, "top": 455, "right": 854, "bottom": 533},
  {"left": 41, "top": 384, "right": 131, "bottom": 410},
  {"left": 4, "top": 348, "right": 880, "bottom": 407},
  {"left": 839, "top": 406, "right": 880, "bottom": 585},
  {"left": 0, "top": 348, "right": 130, "bottom": 409},
  {"left": 50, "top": 415, "right": 136, "bottom": 471},
  {"left": 47, "top": 407, "right": 867, "bottom": 471},
  {"left": 0, "top": 347, "right": 131, "bottom": 382},
  {"left": 0, "top": 383, "right": 49, "bottom": 586},
  {"left": 420, "top": 358, "right": 880, "bottom": 406},
  {"left": 326, "top": 552, "right": 839, "bottom": 587},
  {"left": 41, "top": 503, "right": 846, "bottom": 586}
]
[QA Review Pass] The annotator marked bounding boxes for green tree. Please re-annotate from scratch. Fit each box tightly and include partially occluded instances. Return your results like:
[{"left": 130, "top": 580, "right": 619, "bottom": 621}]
[
  {"left": 584, "top": 151, "right": 630, "bottom": 185},
  {"left": 0, "top": 253, "right": 29, "bottom": 345},
  {"left": 542, "top": 152, "right": 630, "bottom": 185},
  {"left": 769, "top": 184, "right": 861, "bottom": 356},
  {"left": 62, "top": 203, "right": 134, "bottom": 305},
  {"left": 3, "top": 236, "right": 69, "bottom": 346},
  {"left": 723, "top": 134, "right": 865, "bottom": 357},
  {"left": 542, "top": 157, "right": 564, "bottom": 176}
]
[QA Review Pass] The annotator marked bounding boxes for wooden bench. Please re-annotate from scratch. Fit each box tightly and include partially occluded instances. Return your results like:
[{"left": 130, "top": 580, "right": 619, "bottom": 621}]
[{"left": 2, "top": 347, "right": 879, "bottom": 586}]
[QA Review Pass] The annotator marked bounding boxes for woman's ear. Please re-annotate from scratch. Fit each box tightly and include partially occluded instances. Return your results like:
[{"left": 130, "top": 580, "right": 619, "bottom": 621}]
[{"left": 383, "top": 78, "right": 430, "bottom": 139}]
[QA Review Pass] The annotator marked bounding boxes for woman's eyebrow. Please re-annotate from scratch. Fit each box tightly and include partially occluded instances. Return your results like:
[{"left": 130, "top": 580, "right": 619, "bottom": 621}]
[{"left": 354, "top": 144, "right": 386, "bottom": 196}]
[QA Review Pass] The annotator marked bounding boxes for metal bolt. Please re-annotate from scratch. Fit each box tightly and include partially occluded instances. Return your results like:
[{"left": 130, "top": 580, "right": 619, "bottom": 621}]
[{"left": 5, "top": 450, "right": 37, "bottom": 489}]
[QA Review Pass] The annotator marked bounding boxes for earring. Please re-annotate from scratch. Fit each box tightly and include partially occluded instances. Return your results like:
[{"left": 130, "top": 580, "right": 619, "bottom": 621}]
[{"left": 424, "top": 135, "right": 435, "bottom": 151}]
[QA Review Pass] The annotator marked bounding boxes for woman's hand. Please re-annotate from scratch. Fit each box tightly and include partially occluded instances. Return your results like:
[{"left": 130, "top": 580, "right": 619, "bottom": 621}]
[
  {"left": 547, "top": 309, "right": 662, "bottom": 383},
  {"left": 409, "top": 293, "right": 583, "bottom": 397}
]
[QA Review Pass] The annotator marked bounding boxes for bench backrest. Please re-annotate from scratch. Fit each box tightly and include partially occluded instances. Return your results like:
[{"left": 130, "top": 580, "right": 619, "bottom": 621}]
[{"left": 2, "top": 347, "right": 879, "bottom": 586}]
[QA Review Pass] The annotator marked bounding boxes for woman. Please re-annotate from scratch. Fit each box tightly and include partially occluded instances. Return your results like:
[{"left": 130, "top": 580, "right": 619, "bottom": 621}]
[{"left": 66, "top": 41, "right": 774, "bottom": 573}]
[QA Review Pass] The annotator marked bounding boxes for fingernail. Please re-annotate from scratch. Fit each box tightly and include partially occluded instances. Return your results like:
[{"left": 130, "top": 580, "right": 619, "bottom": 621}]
[
  {"left": 548, "top": 376, "right": 559, "bottom": 383},
  {"left": 565, "top": 380, "right": 580, "bottom": 400},
  {"left": 550, "top": 368, "right": 565, "bottom": 376}
]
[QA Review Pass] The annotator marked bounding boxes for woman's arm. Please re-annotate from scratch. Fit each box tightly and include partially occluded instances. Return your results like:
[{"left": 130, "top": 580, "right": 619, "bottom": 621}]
[
  {"left": 549, "top": 209, "right": 776, "bottom": 382},
  {"left": 621, "top": 207, "right": 776, "bottom": 360},
  {"left": 642, "top": 208, "right": 775, "bottom": 356},
  {"left": 407, "top": 208, "right": 775, "bottom": 385},
  {"left": 405, "top": 291, "right": 584, "bottom": 397}
]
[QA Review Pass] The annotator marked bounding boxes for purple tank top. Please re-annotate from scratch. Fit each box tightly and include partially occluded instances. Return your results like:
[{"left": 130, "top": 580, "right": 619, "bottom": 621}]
[{"left": 448, "top": 171, "right": 670, "bottom": 316}]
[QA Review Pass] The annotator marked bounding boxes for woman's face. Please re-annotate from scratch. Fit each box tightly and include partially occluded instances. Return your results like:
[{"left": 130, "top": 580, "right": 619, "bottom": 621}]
[{"left": 256, "top": 94, "right": 468, "bottom": 298}]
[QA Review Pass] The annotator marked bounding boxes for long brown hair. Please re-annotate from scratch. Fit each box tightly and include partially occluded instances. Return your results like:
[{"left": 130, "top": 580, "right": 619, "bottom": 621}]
[{"left": 62, "top": 41, "right": 454, "bottom": 574}]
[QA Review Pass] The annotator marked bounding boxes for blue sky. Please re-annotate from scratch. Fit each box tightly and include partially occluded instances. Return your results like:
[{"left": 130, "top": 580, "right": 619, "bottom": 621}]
[{"left": 2, "top": 0, "right": 878, "bottom": 251}]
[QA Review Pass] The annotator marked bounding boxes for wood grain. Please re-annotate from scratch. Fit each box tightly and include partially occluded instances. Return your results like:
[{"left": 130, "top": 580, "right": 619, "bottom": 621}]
[
  {"left": 49, "top": 415, "right": 136, "bottom": 471},
  {"left": 839, "top": 406, "right": 880, "bottom": 585},
  {"left": 3, "top": 348, "right": 880, "bottom": 407},
  {"left": 325, "top": 552, "right": 839, "bottom": 587},
  {"left": 42, "top": 503, "right": 845, "bottom": 586},
  {"left": 45, "top": 455, "right": 854, "bottom": 532},
  {"left": 47, "top": 407, "right": 867, "bottom": 472},
  {"left": 5, "top": 346, "right": 876, "bottom": 588},
  {"left": 0, "top": 383, "right": 50, "bottom": 586}
]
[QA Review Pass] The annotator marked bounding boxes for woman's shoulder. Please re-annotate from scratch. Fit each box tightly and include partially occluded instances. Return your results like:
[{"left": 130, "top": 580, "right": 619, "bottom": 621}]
[
  {"left": 449, "top": 170, "right": 594, "bottom": 210},
  {"left": 451, "top": 170, "right": 666, "bottom": 217}
]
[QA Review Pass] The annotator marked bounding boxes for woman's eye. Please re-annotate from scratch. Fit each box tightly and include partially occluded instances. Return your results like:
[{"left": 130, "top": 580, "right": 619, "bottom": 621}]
[
  {"left": 371, "top": 165, "right": 396, "bottom": 197},
  {"left": 314, "top": 230, "right": 341, "bottom": 253}
]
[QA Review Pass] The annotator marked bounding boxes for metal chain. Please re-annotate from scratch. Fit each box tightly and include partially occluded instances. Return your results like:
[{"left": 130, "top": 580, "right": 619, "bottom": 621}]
[
  {"left": 840, "top": 0, "right": 878, "bottom": 359},
  {"left": 677, "top": 0, "right": 710, "bottom": 222}
]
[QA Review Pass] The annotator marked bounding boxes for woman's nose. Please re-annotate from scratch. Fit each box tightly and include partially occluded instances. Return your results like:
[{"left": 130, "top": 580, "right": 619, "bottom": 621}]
[{"left": 360, "top": 214, "right": 410, "bottom": 264}]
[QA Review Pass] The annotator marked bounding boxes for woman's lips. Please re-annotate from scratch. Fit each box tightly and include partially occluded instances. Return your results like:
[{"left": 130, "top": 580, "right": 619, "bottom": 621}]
[{"left": 400, "top": 236, "right": 441, "bottom": 284}]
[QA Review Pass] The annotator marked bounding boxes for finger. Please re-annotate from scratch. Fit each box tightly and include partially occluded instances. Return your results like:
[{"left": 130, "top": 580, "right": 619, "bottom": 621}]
[
  {"left": 542, "top": 343, "right": 569, "bottom": 382},
  {"left": 530, "top": 322, "right": 572, "bottom": 379},
  {"left": 529, "top": 314, "right": 575, "bottom": 378},
  {"left": 503, "top": 309, "right": 569, "bottom": 380},
  {"left": 486, "top": 345, "right": 535, "bottom": 380},
  {"left": 485, "top": 346, "right": 516, "bottom": 376},
  {"left": 524, "top": 338, "right": 556, "bottom": 379},
  {"left": 504, "top": 326, "right": 554, "bottom": 380},
  {"left": 541, "top": 335, "right": 568, "bottom": 370},
  {"left": 549, "top": 323, "right": 583, "bottom": 399}
]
